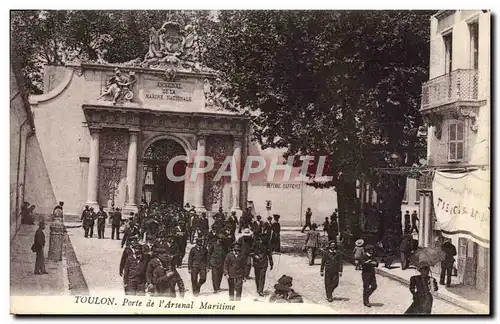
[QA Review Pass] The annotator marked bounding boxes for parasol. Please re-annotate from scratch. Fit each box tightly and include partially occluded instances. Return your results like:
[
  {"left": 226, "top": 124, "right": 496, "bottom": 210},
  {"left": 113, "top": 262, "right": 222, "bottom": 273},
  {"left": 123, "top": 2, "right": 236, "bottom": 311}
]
[{"left": 409, "top": 247, "right": 446, "bottom": 268}]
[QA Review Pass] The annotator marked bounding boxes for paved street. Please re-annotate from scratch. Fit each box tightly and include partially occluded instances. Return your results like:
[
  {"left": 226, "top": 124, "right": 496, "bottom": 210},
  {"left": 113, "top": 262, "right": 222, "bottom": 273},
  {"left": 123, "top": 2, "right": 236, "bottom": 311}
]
[{"left": 66, "top": 227, "right": 471, "bottom": 314}]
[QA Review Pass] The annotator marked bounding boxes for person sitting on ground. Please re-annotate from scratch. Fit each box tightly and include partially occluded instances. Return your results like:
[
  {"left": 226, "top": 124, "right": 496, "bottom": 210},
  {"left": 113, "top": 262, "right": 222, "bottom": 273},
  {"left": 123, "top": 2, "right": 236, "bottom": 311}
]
[{"left": 269, "top": 275, "right": 304, "bottom": 303}]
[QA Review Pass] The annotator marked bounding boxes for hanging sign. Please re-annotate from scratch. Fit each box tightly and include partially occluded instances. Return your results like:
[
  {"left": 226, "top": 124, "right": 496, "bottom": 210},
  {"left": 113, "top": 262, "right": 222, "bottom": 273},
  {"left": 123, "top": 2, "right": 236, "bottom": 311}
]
[{"left": 432, "top": 170, "right": 490, "bottom": 248}]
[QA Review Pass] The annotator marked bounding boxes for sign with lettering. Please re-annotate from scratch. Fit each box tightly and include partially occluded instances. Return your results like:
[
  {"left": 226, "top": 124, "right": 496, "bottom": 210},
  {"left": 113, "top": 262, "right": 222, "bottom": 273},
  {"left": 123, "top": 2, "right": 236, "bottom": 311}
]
[
  {"left": 432, "top": 170, "right": 490, "bottom": 247},
  {"left": 141, "top": 78, "right": 196, "bottom": 104}
]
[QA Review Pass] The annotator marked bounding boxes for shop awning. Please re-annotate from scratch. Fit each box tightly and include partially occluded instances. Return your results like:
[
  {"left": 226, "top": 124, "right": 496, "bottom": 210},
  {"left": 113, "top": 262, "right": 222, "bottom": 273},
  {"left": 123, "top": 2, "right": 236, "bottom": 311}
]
[{"left": 432, "top": 170, "right": 490, "bottom": 248}]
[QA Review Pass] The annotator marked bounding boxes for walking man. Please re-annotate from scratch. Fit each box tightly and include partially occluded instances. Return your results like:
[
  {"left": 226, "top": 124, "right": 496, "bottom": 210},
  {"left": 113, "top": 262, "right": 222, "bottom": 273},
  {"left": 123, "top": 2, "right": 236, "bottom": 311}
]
[
  {"left": 224, "top": 243, "right": 246, "bottom": 301},
  {"left": 96, "top": 206, "right": 108, "bottom": 239},
  {"left": 81, "top": 205, "right": 91, "bottom": 238},
  {"left": 33, "top": 220, "right": 47, "bottom": 275},
  {"left": 88, "top": 207, "right": 96, "bottom": 238},
  {"left": 208, "top": 234, "right": 228, "bottom": 293},
  {"left": 320, "top": 241, "right": 343, "bottom": 302},
  {"left": 111, "top": 207, "right": 122, "bottom": 240},
  {"left": 362, "top": 245, "right": 379, "bottom": 307},
  {"left": 301, "top": 207, "right": 313, "bottom": 233},
  {"left": 188, "top": 238, "right": 208, "bottom": 296},
  {"left": 252, "top": 234, "right": 274, "bottom": 297},
  {"left": 399, "top": 233, "right": 412, "bottom": 270},
  {"left": 123, "top": 244, "right": 147, "bottom": 295},
  {"left": 410, "top": 210, "right": 419, "bottom": 234},
  {"left": 304, "top": 223, "right": 320, "bottom": 265},
  {"left": 270, "top": 214, "right": 281, "bottom": 253}
]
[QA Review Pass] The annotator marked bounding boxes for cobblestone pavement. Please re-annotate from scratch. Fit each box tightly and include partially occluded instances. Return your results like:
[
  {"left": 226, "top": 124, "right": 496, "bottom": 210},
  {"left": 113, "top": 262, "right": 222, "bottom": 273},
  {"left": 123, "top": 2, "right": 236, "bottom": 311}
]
[
  {"left": 10, "top": 224, "right": 66, "bottom": 296},
  {"left": 66, "top": 227, "right": 472, "bottom": 314}
]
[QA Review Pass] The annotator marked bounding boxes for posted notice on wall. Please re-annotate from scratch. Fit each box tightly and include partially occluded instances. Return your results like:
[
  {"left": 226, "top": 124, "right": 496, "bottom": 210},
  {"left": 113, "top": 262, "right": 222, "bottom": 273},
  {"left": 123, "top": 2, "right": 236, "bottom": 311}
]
[{"left": 432, "top": 170, "right": 490, "bottom": 248}]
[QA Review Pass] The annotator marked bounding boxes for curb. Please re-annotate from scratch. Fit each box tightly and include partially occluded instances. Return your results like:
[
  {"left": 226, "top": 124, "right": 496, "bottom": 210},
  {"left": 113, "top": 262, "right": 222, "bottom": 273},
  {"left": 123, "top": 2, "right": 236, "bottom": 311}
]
[
  {"left": 63, "top": 232, "right": 89, "bottom": 295},
  {"left": 375, "top": 268, "right": 489, "bottom": 314},
  {"left": 64, "top": 223, "right": 82, "bottom": 229}
]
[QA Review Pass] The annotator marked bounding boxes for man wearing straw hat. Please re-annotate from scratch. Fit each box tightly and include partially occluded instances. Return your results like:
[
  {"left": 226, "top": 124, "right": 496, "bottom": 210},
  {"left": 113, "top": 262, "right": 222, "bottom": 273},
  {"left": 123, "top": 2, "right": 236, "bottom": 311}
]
[
  {"left": 353, "top": 239, "right": 365, "bottom": 270},
  {"left": 321, "top": 240, "right": 343, "bottom": 302}
]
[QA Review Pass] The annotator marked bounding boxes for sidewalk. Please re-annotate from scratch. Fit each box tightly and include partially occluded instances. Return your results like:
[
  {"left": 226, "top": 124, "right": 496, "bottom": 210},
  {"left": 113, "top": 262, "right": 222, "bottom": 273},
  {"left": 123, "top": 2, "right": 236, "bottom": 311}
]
[
  {"left": 375, "top": 264, "right": 489, "bottom": 314},
  {"left": 10, "top": 224, "right": 66, "bottom": 296}
]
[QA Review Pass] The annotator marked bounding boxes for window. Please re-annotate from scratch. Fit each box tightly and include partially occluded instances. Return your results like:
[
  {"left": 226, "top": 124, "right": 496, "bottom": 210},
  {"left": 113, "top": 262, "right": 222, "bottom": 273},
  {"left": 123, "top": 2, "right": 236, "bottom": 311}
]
[
  {"left": 444, "top": 33, "right": 453, "bottom": 74},
  {"left": 448, "top": 121, "right": 465, "bottom": 161},
  {"left": 469, "top": 22, "right": 479, "bottom": 69}
]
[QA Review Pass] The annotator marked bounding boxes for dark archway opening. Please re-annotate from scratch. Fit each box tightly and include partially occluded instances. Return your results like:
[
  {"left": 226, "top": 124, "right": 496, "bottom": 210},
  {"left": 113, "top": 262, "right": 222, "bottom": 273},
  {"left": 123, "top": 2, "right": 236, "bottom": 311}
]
[{"left": 142, "top": 138, "right": 187, "bottom": 206}]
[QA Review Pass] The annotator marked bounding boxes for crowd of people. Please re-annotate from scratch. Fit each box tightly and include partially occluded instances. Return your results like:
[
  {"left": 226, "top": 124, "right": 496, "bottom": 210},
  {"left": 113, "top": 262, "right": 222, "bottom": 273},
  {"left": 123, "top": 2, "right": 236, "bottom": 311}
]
[{"left": 83, "top": 201, "right": 303, "bottom": 302}]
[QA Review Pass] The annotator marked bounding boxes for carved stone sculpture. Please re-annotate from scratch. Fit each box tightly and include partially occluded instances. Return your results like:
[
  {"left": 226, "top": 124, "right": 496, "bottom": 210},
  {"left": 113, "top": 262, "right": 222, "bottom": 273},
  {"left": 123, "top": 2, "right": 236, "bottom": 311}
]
[{"left": 97, "top": 68, "right": 137, "bottom": 104}]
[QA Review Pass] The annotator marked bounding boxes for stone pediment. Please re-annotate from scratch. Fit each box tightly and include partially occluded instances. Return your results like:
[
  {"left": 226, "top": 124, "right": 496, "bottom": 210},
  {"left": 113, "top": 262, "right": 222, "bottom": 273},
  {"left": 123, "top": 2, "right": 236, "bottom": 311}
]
[{"left": 69, "top": 21, "right": 238, "bottom": 114}]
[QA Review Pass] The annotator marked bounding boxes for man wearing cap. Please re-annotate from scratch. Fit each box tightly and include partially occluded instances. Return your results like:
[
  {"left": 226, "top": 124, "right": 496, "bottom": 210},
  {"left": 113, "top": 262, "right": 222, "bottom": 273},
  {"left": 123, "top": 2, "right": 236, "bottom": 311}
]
[
  {"left": 304, "top": 223, "right": 320, "bottom": 265},
  {"left": 111, "top": 207, "right": 122, "bottom": 240},
  {"left": 361, "top": 245, "right": 379, "bottom": 307},
  {"left": 252, "top": 215, "right": 264, "bottom": 236},
  {"left": 188, "top": 238, "right": 209, "bottom": 296},
  {"left": 146, "top": 247, "right": 165, "bottom": 295},
  {"left": 33, "top": 220, "right": 48, "bottom": 275},
  {"left": 122, "top": 214, "right": 139, "bottom": 248},
  {"left": 226, "top": 211, "right": 239, "bottom": 241},
  {"left": 197, "top": 212, "right": 209, "bottom": 245},
  {"left": 264, "top": 216, "right": 273, "bottom": 241},
  {"left": 120, "top": 236, "right": 139, "bottom": 279},
  {"left": 84, "top": 207, "right": 96, "bottom": 238},
  {"left": 239, "top": 207, "right": 252, "bottom": 233},
  {"left": 96, "top": 206, "right": 108, "bottom": 239},
  {"left": 252, "top": 234, "right": 274, "bottom": 297},
  {"left": 123, "top": 244, "right": 147, "bottom": 295},
  {"left": 81, "top": 206, "right": 91, "bottom": 238},
  {"left": 208, "top": 234, "right": 228, "bottom": 293},
  {"left": 236, "top": 228, "right": 254, "bottom": 279},
  {"left": 224, "top": 243, "right": 246, "bottom": 301},
  {"left": 320, "top": 241, "right": 343, "bottom": 302},
  {"left": 151, "top": 249, "right": 172, "bottom": 296}
]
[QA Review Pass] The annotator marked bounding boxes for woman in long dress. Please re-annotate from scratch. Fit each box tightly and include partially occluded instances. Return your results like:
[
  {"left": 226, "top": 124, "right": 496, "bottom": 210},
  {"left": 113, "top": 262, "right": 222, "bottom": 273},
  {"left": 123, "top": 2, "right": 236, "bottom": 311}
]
[{"left": 405, "top": 265, "right": 438, "bottom": 314}]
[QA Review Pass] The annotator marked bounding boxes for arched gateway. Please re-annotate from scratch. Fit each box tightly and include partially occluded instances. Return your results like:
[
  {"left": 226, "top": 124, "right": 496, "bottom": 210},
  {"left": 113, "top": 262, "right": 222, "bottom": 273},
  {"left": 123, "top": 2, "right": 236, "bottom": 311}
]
[{"left": 141, "top": 138, "right": 187, "bottom": 206}]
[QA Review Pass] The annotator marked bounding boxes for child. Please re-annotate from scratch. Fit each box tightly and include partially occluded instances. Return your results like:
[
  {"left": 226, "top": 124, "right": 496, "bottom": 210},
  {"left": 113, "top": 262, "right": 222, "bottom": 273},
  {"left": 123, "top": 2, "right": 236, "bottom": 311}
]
[{"left": 353, "top": 239, "right": 365, "bottom": 270}]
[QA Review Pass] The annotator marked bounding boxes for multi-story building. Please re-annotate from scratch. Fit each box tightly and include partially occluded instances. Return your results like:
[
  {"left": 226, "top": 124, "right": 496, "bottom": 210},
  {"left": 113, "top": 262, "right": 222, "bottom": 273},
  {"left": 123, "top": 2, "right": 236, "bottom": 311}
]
[{"left": 419, "top": 10, "right": 490, "bottom": 293}]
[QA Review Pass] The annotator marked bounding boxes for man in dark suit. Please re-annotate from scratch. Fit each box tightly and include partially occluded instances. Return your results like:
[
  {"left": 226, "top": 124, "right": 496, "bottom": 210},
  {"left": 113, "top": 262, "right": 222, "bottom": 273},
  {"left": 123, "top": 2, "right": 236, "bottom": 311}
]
[
  {"left": 440, "top": 240, "right": 457, "bottom": 287},
  {"left": 239, "top": 207, "right": 252, "bottom": 233},
  {"left": 208, "top": 234, "right": 228, "bottom": 293},
  {"left": 33, "top": 220, "right": 48, "bottom": 275},
  {"left": 188, "top": 238, "right": 208, "bottom": 296},
  {"left": 252, "top": 234, "right": 274, "bottom": 297},
  {"left": 87, "top": 207, "right": 96, "bottom": 238},
  {"left": 111, "top": 207, "right": 122, "bottom": 240},
  {"left": 96, "top": 206, "right": 108, "bottom": 239},
  {"left": 226, "top": 211, "right": 239, "bottom": 241},
  {"left": 399, "top": 233, "right": 412, "bottom": 270},
  {"left": 123, "top": 244, "right": 147, "bottom": 295},
  {"left": 411, "top": 211, "right": 419, "bottom": 234},
  {"left": 320, "top": 241, "right": 343, "bottom": 302},
  {"left": 252, "top": 215, "right": 264, "bottom": 236},
  {"left": 81, "top": 206, "right": 91, "bottom": 238},
  {"left": 263, "top": 216, "right": 273, "bottom": 241},
  {"left": 197, "top": 213, "right": 209, "bottom": 245},
  {"left": 224, "top": 243, "right": 246, "bottom": 301},
  {"left": 362, "top": 245, "right": 379, "bottom": 307},
  {"left": 301, "top": 207, "right": 313, "bottom": 233}
]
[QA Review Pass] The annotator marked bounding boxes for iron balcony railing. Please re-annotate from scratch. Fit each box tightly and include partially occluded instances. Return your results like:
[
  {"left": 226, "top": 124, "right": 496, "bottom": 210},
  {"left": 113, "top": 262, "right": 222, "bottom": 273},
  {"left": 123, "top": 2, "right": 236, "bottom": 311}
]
[{"left": 421, "top": 69, "right": 479, "bottom": 111}]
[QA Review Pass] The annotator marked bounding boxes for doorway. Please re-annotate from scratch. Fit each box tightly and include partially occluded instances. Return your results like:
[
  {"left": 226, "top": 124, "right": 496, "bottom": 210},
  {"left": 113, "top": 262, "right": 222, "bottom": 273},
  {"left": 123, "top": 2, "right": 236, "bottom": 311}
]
[{"left": 142, "top": 138, "right": 187, "bottom": 206}]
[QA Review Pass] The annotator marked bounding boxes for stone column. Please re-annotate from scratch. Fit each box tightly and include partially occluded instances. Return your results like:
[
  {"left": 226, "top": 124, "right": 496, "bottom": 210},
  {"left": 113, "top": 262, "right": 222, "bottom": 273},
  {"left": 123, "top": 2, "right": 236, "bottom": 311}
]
[
  {"left": 231, "top": 137, "right": 242, "bottom": 214},
  {"left": 423, "top": 193, "right": 432, "bottom": 248},
  {"left": 418, "top": 192, "right": 425, "bottom": 247},
  {"left": 194, "top": 136, "right": 207, "bottom": 212},
  {"left": 86, "top": 127, "right": 101, "bottom": 209},
  {"left": 125, "top": 130, "right": 139, "bottom": 212}
]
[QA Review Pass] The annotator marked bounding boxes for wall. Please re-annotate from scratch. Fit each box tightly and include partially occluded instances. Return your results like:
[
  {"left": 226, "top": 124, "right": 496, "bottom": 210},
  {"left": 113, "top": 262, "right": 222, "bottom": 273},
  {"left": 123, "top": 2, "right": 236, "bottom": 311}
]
[
  {"left": 10, "top": 65, "right": 32, "bottom": 237},
  {"left": 30, "top": 67, "right": 93, "bottom": 216}
]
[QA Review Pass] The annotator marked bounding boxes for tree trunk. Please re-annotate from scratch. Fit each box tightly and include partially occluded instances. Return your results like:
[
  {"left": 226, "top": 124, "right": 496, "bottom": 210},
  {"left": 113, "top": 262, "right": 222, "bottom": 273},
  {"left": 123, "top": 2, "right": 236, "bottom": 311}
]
[
  {"left": 336, "top": 177, "right": 359, "bottom": 235},
  {"left": 377, "top": 174, "right": 406, "bottom": 248}
]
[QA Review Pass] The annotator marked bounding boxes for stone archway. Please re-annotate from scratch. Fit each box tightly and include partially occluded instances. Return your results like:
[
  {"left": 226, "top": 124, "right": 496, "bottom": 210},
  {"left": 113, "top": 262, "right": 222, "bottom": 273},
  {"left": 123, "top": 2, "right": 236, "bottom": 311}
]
[{"left": 141, "top": 137, "right": 188, "bottom": 206}]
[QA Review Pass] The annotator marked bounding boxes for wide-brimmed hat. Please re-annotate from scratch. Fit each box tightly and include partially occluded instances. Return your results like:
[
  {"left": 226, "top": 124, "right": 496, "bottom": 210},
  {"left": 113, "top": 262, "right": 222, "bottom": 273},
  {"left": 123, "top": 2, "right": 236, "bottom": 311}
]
[
  {"left": 241, "top": 228, "right": 253, "bottom": 236},
  {"left": 277, "top": 275, "right": 293, "bottom": 287},
  {"left": 355, "top": 239, "right": 365, "bottom": 247}
]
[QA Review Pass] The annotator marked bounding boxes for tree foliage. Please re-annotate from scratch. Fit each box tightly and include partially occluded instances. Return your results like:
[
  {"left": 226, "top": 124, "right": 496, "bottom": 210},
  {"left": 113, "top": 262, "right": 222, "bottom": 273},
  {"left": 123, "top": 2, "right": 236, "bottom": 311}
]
[
  {"left": 11, "top": 10, "right": 215, "bottom": 94},
  {"left": 204, "top": 10, "right": 432, "bottom": 237}
]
